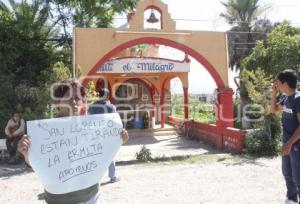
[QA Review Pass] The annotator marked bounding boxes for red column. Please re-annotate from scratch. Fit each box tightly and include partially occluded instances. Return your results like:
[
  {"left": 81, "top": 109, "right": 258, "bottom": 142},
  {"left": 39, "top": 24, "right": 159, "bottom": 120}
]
[
  {"left": 215, "top": 87, "right": 234, "bottom": 148},
  {"left": 150, "top": 86, "right": 155, "bottom": 118},
  {"left": 160, "top": 90, "right": 165, "bottom": 128},
  {"left": 183, "top": 87, "right": 189, "bottom": 119},
  {"left": 160, "top": 78, "right": 168, "bottom": 129}
]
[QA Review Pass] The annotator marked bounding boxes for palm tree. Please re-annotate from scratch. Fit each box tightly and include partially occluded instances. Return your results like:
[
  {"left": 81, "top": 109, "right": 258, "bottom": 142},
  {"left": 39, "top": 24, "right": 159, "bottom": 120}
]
[
  {"left": 7, "top": 0, "right": 57, "bottom": 38},
  {"left": 0, "top": 0, "right": 61, "bottom": 85},
  {"left": 220, "top": 0, "right": 263, "bottom": 26},
  {"left": 220, "top": 0, "right": 268, "bottom": 71},
  {"left": 220, "top": 0, "right": 272, "bottom": 128},
  {"left": 0, "top": 1, "right": 9, "bottom": 11}
]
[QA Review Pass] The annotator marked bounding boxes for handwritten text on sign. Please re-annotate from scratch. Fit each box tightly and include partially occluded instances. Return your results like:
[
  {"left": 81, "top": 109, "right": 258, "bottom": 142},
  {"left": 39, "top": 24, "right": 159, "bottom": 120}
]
[{"left": 27, "top": 113, "right": 123, "bottom": 194}]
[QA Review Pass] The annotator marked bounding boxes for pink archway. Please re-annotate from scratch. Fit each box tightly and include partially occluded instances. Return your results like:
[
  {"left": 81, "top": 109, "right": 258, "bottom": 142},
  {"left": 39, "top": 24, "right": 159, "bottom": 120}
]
[
  {"left": 81, "top": 37, "right": 233, "bottom": 137},
  {"left": 82, "top": 37, "right": 226, "bottom": 88}
]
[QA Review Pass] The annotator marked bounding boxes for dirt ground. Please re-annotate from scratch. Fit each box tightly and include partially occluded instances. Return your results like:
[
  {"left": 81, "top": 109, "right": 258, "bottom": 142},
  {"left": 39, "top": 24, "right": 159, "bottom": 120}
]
[{"left": 0, "top": 155, "right": 286, "bottom": 204}]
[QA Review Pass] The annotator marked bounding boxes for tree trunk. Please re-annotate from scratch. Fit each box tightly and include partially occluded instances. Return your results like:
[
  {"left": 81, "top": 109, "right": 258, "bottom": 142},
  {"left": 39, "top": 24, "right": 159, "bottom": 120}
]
[
  {"left": 239, "top": 75, "right": 251, "bottom": 129},
  {"left": 239, "top": 26, "right": 253, "bottom": 129}
]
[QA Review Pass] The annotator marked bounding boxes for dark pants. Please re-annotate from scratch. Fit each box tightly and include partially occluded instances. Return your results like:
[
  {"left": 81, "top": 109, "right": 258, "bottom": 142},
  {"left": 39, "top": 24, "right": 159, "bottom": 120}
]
[
  {"left": 6, "top": 137, "right": 21, "bottom": 158},
  {"left": 282, "top": 143, "right": 300, "bottom": 203}
]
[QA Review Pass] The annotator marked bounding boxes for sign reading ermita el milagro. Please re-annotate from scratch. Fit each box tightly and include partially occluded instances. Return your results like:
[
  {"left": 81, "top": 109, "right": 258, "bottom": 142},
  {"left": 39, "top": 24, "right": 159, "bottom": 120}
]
[{"left": 97, "top": 58, "right": 190, "bottom": 73}]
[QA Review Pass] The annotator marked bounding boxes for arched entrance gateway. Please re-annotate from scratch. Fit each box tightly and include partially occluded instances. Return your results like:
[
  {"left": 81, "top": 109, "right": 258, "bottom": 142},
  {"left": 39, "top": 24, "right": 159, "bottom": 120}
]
[{"left": 74, "top": 0, "right": 244, "bottom": 151}]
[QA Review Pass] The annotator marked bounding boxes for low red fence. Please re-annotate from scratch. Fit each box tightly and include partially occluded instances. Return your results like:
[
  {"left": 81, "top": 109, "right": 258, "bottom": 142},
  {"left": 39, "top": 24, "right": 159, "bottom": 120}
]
[
  {"left": 168, "top": 116, "right": 244, "bottom": 152},
  {"left": 168, "top": 116, "right": 182, "bottom": 125},
  {"left": 222, "top": 127, "right": 245, "bottom": 151}
]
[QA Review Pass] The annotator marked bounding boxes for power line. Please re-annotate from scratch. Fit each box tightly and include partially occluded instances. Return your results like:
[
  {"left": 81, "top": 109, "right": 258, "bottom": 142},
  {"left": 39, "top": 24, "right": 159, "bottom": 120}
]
[
  {"left": 227, "top": 31, "right": 267, "bottom": 34},
  {"left": 113, "top": 16, "right": 229, "bottom": 23},
  {"left": 114, "top": 16, "right": 300, "bottom": 25},
  {"left": 234, "top": 48, "right": 256, "bottom": 50},
  {"left": 232, "top": 42, "right": 258, "bottom": 45},
  {"left": 0, "top": 37, "right": 71, "bottom": 42},
  {"left": 275, "top": 4, "right": 300, "bottom": 8},
  {"left": 0, "top": 36, "right": 284, "bottom": 44}
]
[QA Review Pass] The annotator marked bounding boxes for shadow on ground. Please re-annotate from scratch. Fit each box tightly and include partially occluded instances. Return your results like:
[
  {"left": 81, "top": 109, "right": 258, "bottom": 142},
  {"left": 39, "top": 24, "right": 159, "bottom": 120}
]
[
  {"left": 0, "top": 163, "right": 32, "bottom": 178},
  {"left": 122, "top": 135, "right": 159, "bottom": 146},
  {"left": 222, "top": 155, "right": 276, "bottom": 167},
  {"left": 123, "top": 135, "right": 218, "bottom": 152},
  {"left": 37, "top": 193, "right": 45, "bottom": 201}
]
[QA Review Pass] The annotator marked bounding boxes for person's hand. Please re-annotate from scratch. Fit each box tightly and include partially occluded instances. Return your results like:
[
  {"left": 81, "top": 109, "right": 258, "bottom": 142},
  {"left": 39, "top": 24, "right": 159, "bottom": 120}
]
[
  {"left": 7, "top": 133, "right": 13, "bottom": 138},
  {"left": 120, "top": 129, "right": 129, "bottom": 144},
  {"left": 282, "top": 142, "right": 292, "bottom": 156},
  {"left": 17, "top": 135, "right": 31, "bottom": 163},
  {"left": 272, "top": 82, "right": 280, "bottom": 94},
  {"left": 11, "top": 132, "right": 17, "bottom": 138}
]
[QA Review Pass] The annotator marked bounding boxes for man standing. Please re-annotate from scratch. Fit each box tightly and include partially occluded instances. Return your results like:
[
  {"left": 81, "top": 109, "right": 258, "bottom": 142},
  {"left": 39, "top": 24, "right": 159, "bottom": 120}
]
[
  {"left": 271, "top": 69, "right": 300, "bottom": 204},
  {"left": 5, "top": 111, "right": 25, "bottom": 164},
  {"left": 88, "top": 88, "right": 119, "bottom": 183}
]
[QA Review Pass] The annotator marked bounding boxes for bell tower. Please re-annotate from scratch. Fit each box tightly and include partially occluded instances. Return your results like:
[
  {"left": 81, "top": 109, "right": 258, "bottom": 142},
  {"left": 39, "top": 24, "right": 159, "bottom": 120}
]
[{"left": 128, "top": 0, "right": 176, "bottom": 31}]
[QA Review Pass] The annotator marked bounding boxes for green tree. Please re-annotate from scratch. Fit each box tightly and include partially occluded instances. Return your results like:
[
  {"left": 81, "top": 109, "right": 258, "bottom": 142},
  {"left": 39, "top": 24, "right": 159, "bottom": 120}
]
[
  {"left": 0, "top": 0, "right": 9, "bottom": 11},
  {"left": 243, "top": 22, "right": 300, "bottom": 75},
  {"left": 0, "top": 0, "right": 140, "bottom": 64},
  {"left": 241, "top": 68, "right": 281, "bottom": 155},
  {"left": 240, "top": 23, "right": 300, "bottom": 155},
  {"left": 240, "top": 68, "right": 272, "bottom": 119},
  {"left": 171, "top": 94, "right": 184, "bottom": 118},
  {"left": 86, "top": 81, "right": 99, "bottom": 104},
  {"left": 45, "top": 0, "right": 139, "bottom": 46},
  {"left": 0, "top": 1, "right": 60, "bottom": 137},
  {"left": 0, "top": 0, "right": 140, "bottom": 138},
  {"left": 0, "top": 0, "right": 58, "bottom": 86}
]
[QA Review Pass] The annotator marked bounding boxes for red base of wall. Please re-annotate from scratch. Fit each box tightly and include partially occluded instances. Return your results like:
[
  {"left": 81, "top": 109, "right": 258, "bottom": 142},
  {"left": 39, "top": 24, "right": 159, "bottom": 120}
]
[{"left": 168, "top": 116, "right": 244, "bottom": 152}]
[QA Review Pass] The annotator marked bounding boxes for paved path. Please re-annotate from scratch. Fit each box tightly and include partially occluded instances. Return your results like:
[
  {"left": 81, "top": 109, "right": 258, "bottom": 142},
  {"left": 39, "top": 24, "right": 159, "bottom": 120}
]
[
  {"left": 0, "top": 135, "right": 287, "bottom": 204},
  {"left": 0, "top": 156, "right": 285, "bottom": 204},
  {"left": 115, "top": 135, "right": 217, "bottom": 162}
]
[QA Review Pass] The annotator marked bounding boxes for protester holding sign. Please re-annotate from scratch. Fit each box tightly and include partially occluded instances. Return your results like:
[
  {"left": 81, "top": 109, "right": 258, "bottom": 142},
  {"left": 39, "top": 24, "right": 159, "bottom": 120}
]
[{"left": 18, "top": 80, "right": 128, "bottom": 204}]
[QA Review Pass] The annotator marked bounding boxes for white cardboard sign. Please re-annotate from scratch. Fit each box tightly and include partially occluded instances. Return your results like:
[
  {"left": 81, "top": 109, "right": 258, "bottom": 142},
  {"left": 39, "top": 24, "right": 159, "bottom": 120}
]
[{"left": 27, "top": 113, "right": 123, "bottom": 194}]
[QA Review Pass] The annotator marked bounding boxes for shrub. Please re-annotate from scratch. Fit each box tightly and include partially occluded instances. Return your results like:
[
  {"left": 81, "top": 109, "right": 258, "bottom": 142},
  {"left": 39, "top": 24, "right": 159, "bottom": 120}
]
[
  {"left": 245, "top": 113, "right": 282, "bottom": 156},
  {"left": 241, "top": 68, "right": 282, "bottom": 156},
  {"left": 245, "top": 130, "right": 281, "bottom": 156},
  {"left": 86, "top": 81, "right": 99, "bottom": 104},
  {"left": 135, "top": 145, "right": 152, "bottom": 162}
]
